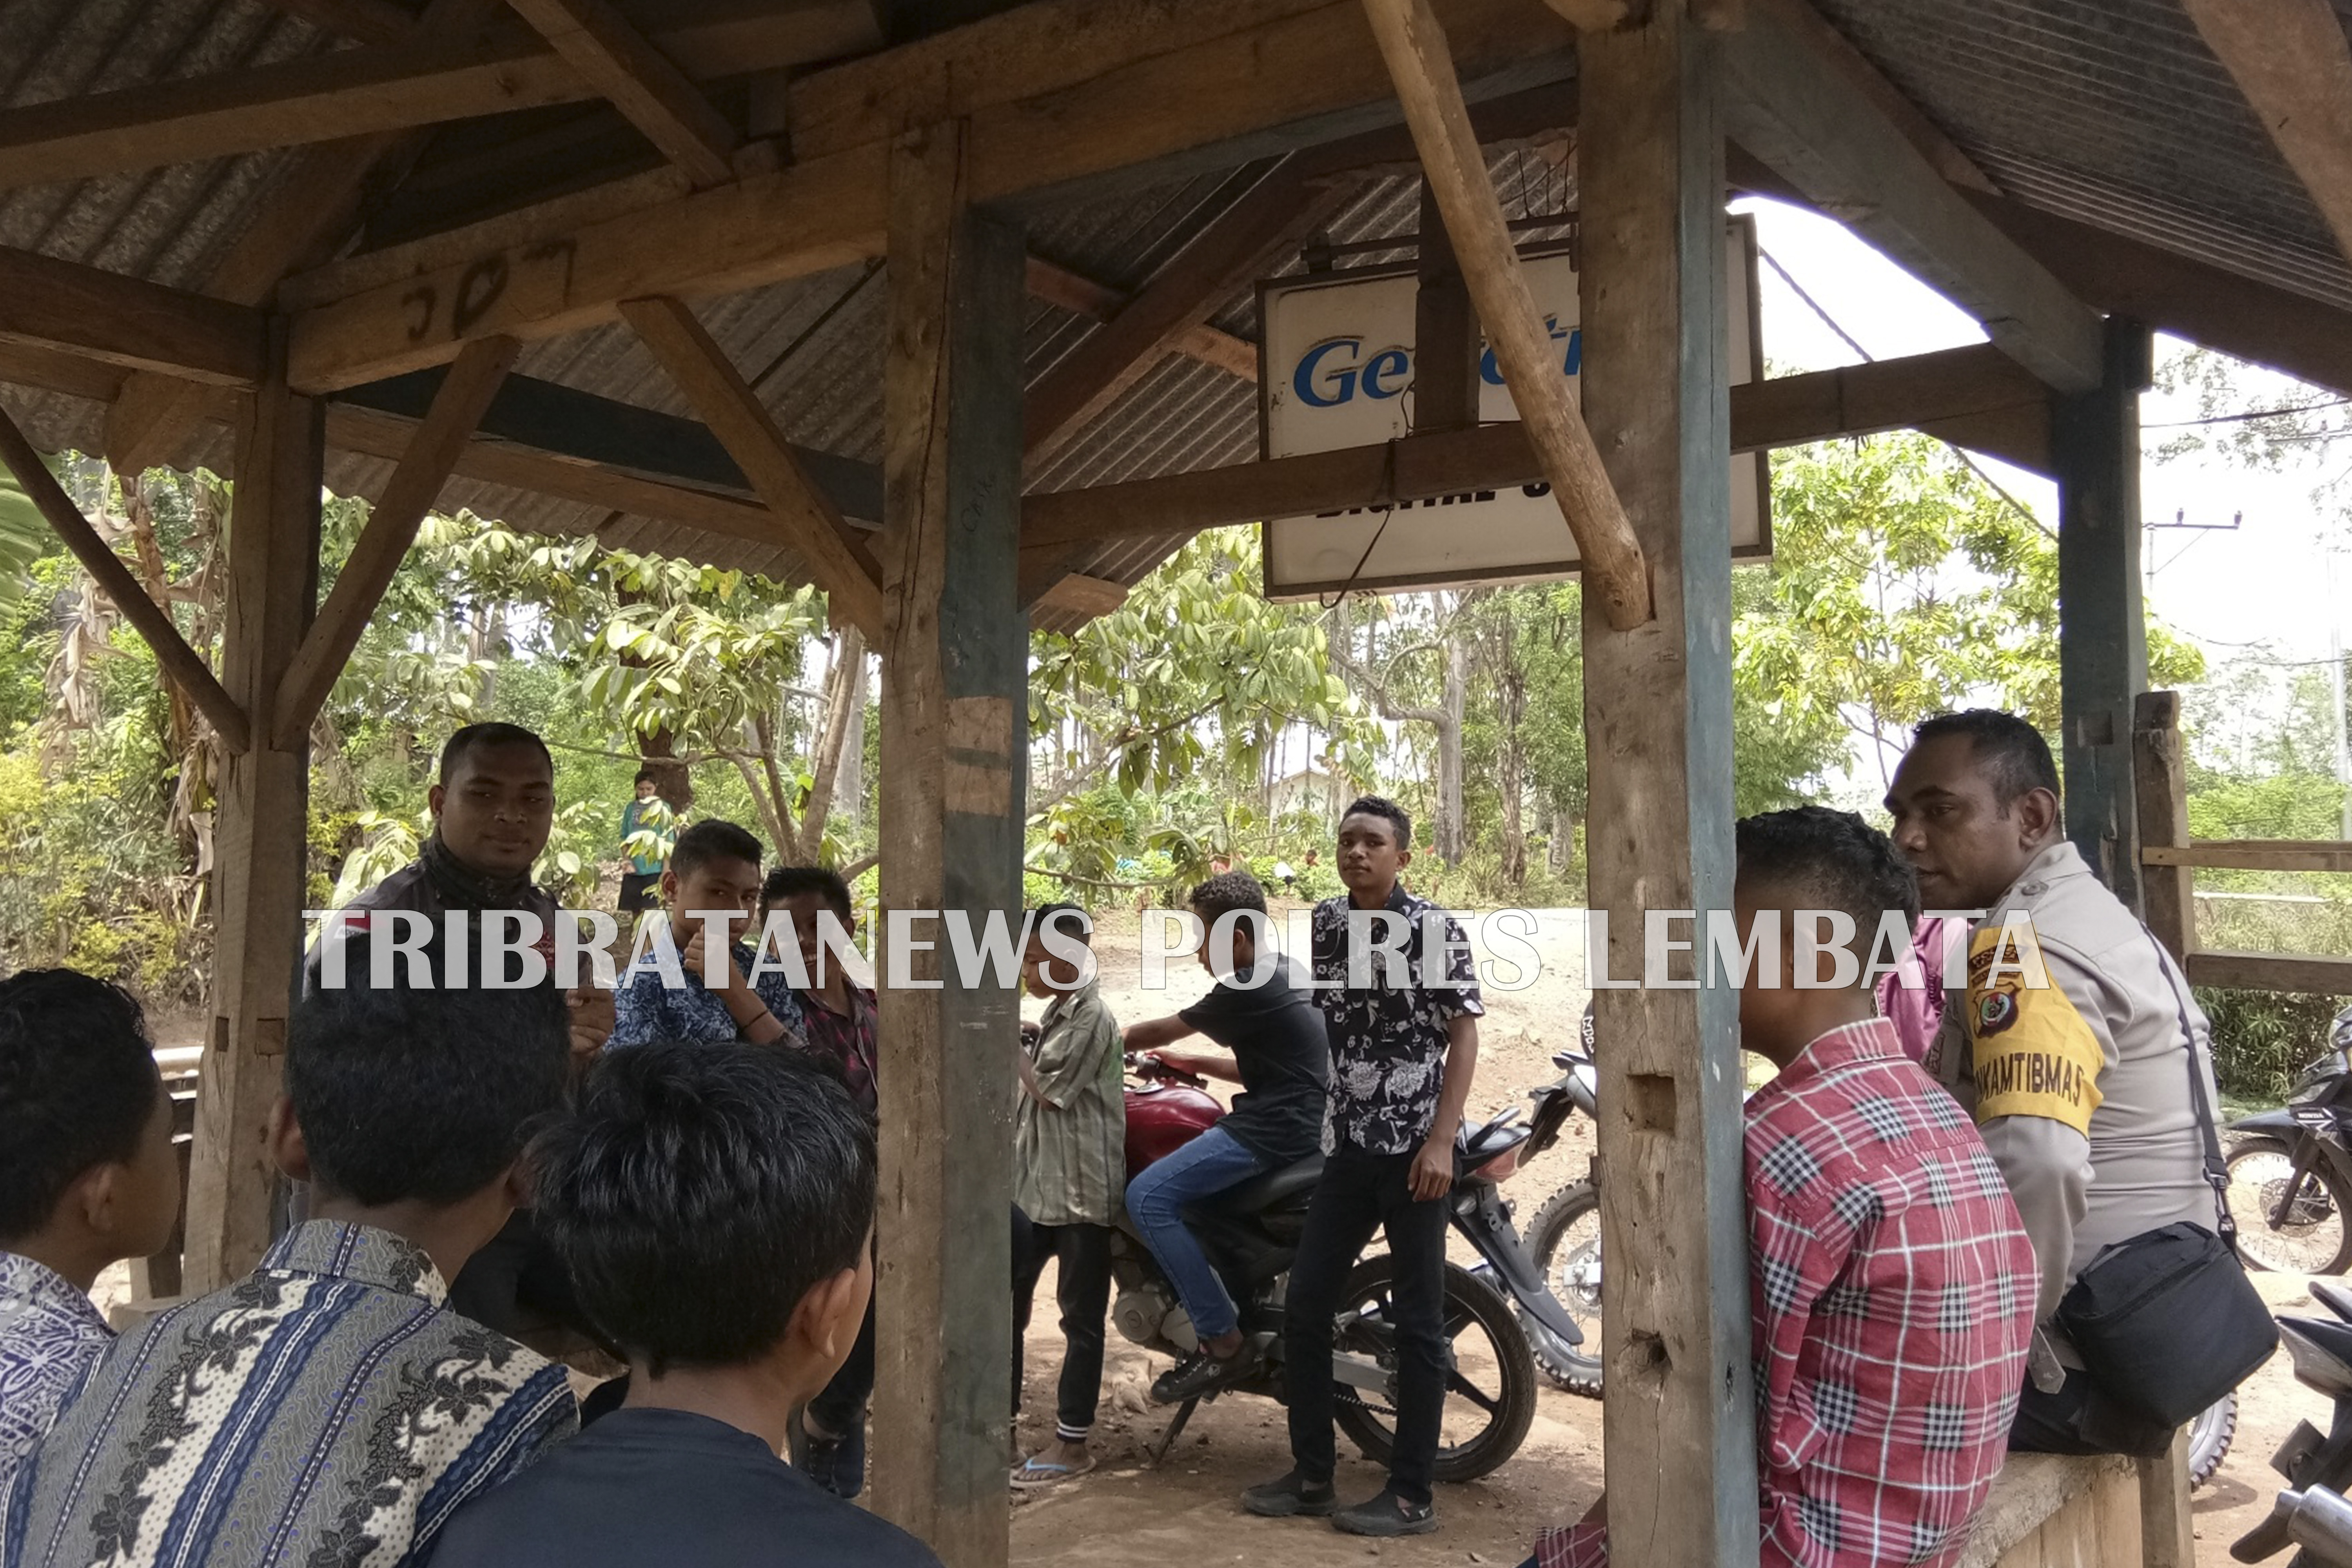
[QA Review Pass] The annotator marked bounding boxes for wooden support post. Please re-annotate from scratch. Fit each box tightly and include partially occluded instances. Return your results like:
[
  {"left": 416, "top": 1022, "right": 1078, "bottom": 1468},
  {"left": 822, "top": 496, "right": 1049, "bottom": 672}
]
[
  {"left": 1413, "top": 179, "right": 1481, "bottom": 432},
  {"left": 2137, "top": 1426, "right": 2198, "bottom": 1568},
  {"left": 1361, "top": 0, "right": 1651, "bottom": 628},
  {"left": 0, "top": 409, "right": 252, "bottom": 753},
  {"left": 2132, "top": 690, "right": 2194, "bottom": 963},
  {"left": 183, "top": 324, "right": 322, "bottom": 1293},
  {"left": 2054, "top": 318, "right": 2151, "bottom": 906},
  {"left": 1578, "top": 8, "right": 1759, "bottom": 1567},
  {"left": 873, "top": 117, "right": 1025, "bottom": 1568},
  {"left": 274, "top": 334, "right": 517, "bottom": 747}
]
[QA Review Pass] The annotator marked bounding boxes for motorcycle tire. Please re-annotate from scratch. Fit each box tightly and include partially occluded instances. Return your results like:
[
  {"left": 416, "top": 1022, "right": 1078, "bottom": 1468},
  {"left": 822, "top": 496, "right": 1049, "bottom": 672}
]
[
  {"left": 2187, "top": 1390, "right": 2236, "bottom": 1490},
  {"left": 1519, "top": 1180, "right": 1605, "bottom": 1397},
  {"left": 2226, "top": 1134, "right": 2352, "bottom": 1276},
  {"left": 1332, "top": 1255, "right": 1539, "bottom": 1485}
]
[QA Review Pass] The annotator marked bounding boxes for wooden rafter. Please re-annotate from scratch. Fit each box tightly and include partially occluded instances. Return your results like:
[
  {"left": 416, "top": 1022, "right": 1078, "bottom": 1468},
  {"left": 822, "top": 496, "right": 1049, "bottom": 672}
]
[
  {"left": 274, "top": 336, "right": 519, "bottom": 747},
  {"left": 282, "top": 0, "right": 1576, "bottom": 392},
  {"left": 1743, "top": 0, "right": 1998, "bottom": 196},
  {"left": 0, "top": 2, "right": 882, "bottom": 192},
  {"left": 621, "top": 295, "right": 885, "bottom": 638},
  {"left": 0, "top": 247, "right": 264, "bottom": 387},
  {"left": 2180, "top": 0, "right": 2352, "bottom": 270},
  {"left": 1722, "top": 1, "right": 2103, "bottom": 391},
  {"left": 1360, "top": 0, "right": 1650, "bottom": 629},
  {"left": 1024, "top": 160, "right": 1350, "bottom": 469},
  {"left": 0, "top": 408, "right": 250, "bottom": 751},
  {"left": 1024, "top": 257, "right": 1257, "bottom": 382},
  {"left": 505, "top": 0, "right": 740, "bottom": 189}
]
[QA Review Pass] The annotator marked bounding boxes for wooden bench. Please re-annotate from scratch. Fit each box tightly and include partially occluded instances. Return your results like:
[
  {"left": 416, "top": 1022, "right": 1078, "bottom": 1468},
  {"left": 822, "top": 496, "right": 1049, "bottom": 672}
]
[{"left": 1958, "top": 1432, "right": 2196, "bottom": 1568}]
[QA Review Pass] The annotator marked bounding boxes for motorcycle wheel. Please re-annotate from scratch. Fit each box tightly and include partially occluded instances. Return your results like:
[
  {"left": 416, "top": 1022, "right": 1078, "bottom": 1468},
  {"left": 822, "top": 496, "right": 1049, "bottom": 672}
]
[
  {"left": 1519, "top": 1181, "right": 1605, "bottom": 1397},
  {"left": 1332, "top": 1256, "right": 1539, "bottom": 1485},
  {"left": 2225, "top": 1134, "right": 2352, "bottom": 1276},
  {"left": 2187, "top": 1390, "right": 2236, "bottom": 1490}
]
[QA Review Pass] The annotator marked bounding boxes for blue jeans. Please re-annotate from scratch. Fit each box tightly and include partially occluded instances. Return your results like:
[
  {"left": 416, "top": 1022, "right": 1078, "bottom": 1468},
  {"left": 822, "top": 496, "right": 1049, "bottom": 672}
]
[{"left": 1124, "top": 1124, "right": 1267, "bottom": 1341}]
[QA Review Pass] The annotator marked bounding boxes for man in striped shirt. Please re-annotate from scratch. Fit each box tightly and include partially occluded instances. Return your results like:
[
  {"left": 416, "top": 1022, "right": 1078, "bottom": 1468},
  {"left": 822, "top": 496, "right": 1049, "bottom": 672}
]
[{"left": 1535, "top": 808, "right": 2036, "bottom": 1568}]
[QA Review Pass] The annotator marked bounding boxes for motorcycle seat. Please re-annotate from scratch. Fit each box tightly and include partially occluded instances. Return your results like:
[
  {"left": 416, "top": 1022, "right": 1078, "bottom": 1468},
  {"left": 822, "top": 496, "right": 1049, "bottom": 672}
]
[{"left": 1212, "top": 1155, "right": 1326, "bottom": 1216}]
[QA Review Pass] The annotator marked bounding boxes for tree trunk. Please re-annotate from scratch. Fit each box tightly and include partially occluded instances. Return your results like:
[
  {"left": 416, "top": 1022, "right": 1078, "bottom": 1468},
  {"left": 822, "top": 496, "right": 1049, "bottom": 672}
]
[
  {"left": 1548, "top": 806, "right": 1575, "bottom": 875},
  {"left": 748, "top": 710, "right": 800, "bottom": 861},
  {"left": 1437, "top": 635, "right": 1466, "bottom": 864},
  {"left": 1489, "top": 616, "right": 1528, "bottom": 889},
  {"left": 833, "top": 633, "right": 868, "bottom": 835},
  {"left": 799, "top": 625, "right": 864, "bottom": 857}
]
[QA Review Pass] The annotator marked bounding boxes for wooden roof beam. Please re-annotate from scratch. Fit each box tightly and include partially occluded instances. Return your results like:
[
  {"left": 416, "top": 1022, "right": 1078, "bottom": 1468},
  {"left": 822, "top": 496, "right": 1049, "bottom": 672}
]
[
  {"left": 0, "top": 247, "right": 264, "bottom": 387},
  {"left": 0, "top": 407, "right": 251, "bottom": 751},
  {"left": 2181, "top": 0, "right": 2352, "bottom": 271},
  {"left": 1361, "top": 0, "right": 1648, "bottom": 628},
  {"left": 0, "top": 2, "right": 883, "bottom": 192},
  {"left": 1025, "top": 256, "right": 1257, "bottom": 382},
  {"left": 621, "top": 295, "right": 884, "bottom": 638},
  {"left": 1721, "top": 0, "right": 2105, "bottom": 391},
  {"left": 283, "top": 0, "right": 1575, "bottom": 391},
  {"left": 505, "top": 0, "right": 741, "bottom": 189}
]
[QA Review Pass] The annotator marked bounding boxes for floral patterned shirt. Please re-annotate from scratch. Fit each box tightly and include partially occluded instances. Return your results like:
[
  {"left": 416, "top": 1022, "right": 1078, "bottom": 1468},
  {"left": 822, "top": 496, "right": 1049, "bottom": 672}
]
[
  {"left": 0, "top": 1253, "right": 112, "bottom": 1500},
  {"left": 610, "top": 941, "right": 807, "bottom": 1051},
  {"left": 4, "top": 1221, "right": 577, "bottom": 1568},
  {"left": 1308, "top": 885, "right": 1485, "bottom": 1156}
]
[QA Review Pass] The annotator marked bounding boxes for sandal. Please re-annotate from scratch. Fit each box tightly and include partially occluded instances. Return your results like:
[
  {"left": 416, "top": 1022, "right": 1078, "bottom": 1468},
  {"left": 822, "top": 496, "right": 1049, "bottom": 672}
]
[{"left": 1010, "top": 1453, "right": 1096, "bottom": 1490}]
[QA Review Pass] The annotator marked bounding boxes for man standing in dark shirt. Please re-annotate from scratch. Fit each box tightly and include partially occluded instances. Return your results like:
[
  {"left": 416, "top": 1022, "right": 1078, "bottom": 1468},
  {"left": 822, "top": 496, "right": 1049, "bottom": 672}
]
[
  {"left": 1245, "top": 796, "right": 1482, "bottom": 1538},
  {"left": 426, "top": 1041, "right": 940, "bottom": 1568},
  {"left": 1122, "top": 871, "right": 1330, "bottom": 1405}
]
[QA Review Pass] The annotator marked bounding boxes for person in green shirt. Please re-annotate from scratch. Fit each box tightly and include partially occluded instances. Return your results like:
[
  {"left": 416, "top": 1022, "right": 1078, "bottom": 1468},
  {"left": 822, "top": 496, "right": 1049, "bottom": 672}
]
[{"left": 617, "top": 771, "right": 670, "bottom": 915}]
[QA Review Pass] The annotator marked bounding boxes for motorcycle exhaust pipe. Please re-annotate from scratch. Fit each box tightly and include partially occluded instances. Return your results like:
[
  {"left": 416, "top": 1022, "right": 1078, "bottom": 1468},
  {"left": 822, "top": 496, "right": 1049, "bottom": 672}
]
[{"left": 2266, "top": 1487, "right": 2352, "bottom": 1567}]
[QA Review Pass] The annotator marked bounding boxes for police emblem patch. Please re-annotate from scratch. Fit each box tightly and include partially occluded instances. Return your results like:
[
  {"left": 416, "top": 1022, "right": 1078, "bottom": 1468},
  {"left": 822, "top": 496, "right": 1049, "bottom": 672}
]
[{"left": 1976, "top": 990, "right": 2018, "bottom": 1035}]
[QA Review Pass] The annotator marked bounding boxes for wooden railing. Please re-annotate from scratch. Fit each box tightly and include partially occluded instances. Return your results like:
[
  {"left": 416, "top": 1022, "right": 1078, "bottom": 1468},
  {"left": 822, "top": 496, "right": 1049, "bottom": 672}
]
[{"left": 2134, "top": 690, "right": 2352, "bottom": 996}]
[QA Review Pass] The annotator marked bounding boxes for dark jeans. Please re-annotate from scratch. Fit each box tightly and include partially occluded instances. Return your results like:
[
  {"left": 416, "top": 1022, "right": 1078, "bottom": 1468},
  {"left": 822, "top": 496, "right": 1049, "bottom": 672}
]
[
  {"left": 618, "top": 871, "right": 660, "bottom": 912},
  {"left": 1012, "top": 1209, "right": 1114, "bottom": 1441},
  {"left": 2009, "top": 1367, "right": 2176, "bottom": 1457},
  {"left": 808, "top": 1296, "right": 878, "bottom": 1436},
  {"left": 1284, "top": 1143, "right": 1450, "bottom": 1506}
]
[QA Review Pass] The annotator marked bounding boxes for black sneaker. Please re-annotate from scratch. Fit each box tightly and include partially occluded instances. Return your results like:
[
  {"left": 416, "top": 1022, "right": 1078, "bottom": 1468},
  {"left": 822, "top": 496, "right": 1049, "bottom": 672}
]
[
  {"left": 1331, "top": 1489, "right": 1437, "bottom": 1537},
  {"left": 1152, "top": 1345, "right": 1242, "bottom": 1405},
  {"left": 792, "top": 1413, "right": 847, "bottom": 1497},
  {"left": 1242, "top": 1469, "right": 1338, "bottom": 1518}
]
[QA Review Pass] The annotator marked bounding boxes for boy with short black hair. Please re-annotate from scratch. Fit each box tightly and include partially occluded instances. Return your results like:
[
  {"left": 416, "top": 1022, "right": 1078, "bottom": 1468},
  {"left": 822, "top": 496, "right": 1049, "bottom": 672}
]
[
  {"left": 612, "top": 818, "right": 801, "bottom": 1049},
  {"left": 427, "top": 1040, "right": 938, "bottom": 1568},
  {"left": 1533, "top": 807, "right": 2036, "bottom": 1568},
  {"left": 7, "top": 943, "right": 579, "bottom": 1568},
  {"left": 1247, "top": 795, "right": 1481, "bottom": 1537},
  {"left": 0, "top": 971, "right": 181, "bottom": 1495},
  {"left": 1121, "top": 871, "right": 1330, "bottom": 1405}
]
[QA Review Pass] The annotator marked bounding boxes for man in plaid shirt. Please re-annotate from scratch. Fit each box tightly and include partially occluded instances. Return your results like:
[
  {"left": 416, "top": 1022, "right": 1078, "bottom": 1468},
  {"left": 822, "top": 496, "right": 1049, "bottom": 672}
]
[{"left": 1535, "top": 808, "right": 2036, "bottom": 1568}]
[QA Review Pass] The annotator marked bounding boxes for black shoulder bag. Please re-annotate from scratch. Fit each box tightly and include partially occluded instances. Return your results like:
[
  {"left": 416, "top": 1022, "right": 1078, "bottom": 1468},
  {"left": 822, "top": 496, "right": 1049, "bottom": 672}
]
[{"left": 2054, "top": 932, "right": 2278, "bottom": 1429}]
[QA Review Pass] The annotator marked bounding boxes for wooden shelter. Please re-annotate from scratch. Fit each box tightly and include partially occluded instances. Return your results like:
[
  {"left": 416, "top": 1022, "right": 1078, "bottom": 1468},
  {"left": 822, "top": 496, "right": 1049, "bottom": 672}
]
[{"left": 2, "top": 0, "right": 2351, "bottom": 1563}]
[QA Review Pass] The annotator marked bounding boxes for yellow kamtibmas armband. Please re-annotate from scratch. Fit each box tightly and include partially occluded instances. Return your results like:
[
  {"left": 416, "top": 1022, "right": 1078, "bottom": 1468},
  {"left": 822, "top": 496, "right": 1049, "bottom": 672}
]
[{"left": 1965, "top": 922, "right": 2104, "bottom": 1134}]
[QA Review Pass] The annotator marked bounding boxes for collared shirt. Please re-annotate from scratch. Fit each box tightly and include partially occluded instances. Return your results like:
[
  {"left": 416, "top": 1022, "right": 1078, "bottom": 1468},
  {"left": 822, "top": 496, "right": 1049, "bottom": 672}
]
[
  {"left": 4, "top": 1220, "right": 577, "bottom": 1568},
  {"left": 1537, "top": 1020, "right": 2036, "bottom": 1568},
  {"left": 610, "top": 942, "right": 806, "bottom": 1051},
  {"left": 1308, "top": 885, "right": 1485, "bottom": 1156},
  {"left": 0, "top": 1254, "right": 111, "bottom": 1499},
  {"left": 792, "top": 984, "right": 879, "bottom": 1118},
  {"left": 617, "top": 799, "right": 666, "bottom": 877},
  {"left": 1014, "top": 981, "right": 1126, "bottom": 1227},
  {"left": 1924, "top": 840, "right": 2218, "bottom": 1338}
]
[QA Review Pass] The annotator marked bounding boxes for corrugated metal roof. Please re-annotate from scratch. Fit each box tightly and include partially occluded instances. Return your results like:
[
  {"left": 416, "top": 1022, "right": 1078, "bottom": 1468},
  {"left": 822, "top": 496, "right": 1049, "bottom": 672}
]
[{"left": 0, "top": 0, "right": 2341, "bottom": 633}]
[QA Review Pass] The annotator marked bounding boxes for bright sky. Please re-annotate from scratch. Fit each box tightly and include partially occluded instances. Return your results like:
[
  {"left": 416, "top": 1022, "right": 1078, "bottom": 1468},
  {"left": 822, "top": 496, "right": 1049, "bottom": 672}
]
[{"left": 1734, "top": 194, "right": 2349, "bottom": 796}]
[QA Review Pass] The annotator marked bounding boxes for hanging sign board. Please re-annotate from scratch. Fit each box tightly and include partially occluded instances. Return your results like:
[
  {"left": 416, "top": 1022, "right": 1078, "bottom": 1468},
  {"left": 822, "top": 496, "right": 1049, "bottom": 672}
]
[{"left": 1259, "top": 214, "right": 1770, "bottom": 600}]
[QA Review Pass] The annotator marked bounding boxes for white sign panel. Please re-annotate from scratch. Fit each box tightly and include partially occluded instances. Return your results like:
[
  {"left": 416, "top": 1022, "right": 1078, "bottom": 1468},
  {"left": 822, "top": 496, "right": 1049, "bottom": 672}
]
[{"left": 1260, "top": 216, "right": 1771, "bottom": 600}]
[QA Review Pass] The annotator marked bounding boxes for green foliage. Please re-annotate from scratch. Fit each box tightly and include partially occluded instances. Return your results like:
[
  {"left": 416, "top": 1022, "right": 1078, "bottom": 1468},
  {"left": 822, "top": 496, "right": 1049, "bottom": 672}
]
[{"left": 2199, "top": 988, "right": 2348, "bottom": 1103}]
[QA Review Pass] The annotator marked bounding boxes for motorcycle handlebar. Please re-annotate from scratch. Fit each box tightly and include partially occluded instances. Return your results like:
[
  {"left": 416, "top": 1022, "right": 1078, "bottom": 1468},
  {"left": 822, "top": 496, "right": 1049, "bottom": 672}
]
[{"left": 1127, "top": 1051, "right": 1210, "bottom": 1091}]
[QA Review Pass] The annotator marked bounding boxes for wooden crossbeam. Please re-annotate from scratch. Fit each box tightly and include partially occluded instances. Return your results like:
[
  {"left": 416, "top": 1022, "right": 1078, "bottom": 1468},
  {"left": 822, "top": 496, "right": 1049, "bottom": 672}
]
[
  {"left": 506, "top": 0, "right": 740, "bottom": 189},
  {"left": 275, "top": 336, "right": 518, "bottom": 746},
  {"left": 0, "top": 247, "right": 265, "bottom": 387},
  {"left": 0, "top": 2, "right": 882, "bottom": 192},
  {"left": 0, "top": 408, "right": 250, "bottom": 751},
  {"left": 284, "top": 0, "right": 1576, "bottom": 391},
  {"left": 2143, "top": 840, "right": 2352, "bottom": 874},
  {"left": 2185, "top": 949, "right": 2352, "bottom": 995},
  {"left": 1361, "top": 0, "right": 1649, "bottom": 628},
  {"left": 1722, "top": 1, "right": 2104, "bottom": 392},
  {"left": 621, "top": 295, "right": 884, "bottom": 637},
  {"left": 1025, "top": 161, "right": 1347, "bottom": 467},
  {"left": 2181, "top": 0, "right": 2352, "bottom": 270},
  {"left": 1024, "top": 257, "right": 1258, "bottom": 381},
  {"left": 1032, "top": 573, "right": 1131, "bottom": 619}
]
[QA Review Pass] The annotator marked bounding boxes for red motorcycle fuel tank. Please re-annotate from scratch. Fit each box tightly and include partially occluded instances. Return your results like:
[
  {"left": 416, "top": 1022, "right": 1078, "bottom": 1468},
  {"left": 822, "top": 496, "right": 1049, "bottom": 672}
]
[{"left": 1124, "top": 1080, "right": 1223, "bottom": 1180}]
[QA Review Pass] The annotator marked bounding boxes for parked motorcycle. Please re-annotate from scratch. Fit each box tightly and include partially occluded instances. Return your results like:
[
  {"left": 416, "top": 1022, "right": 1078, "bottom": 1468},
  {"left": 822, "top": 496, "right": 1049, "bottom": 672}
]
[
  {"left": 2226, "top": 1003, "right": 2352, "bottom": 1278},
  {"left": 2231, "top": 1276, "right": 2352, "bottom": 1565},
  {"left": 1110, "top": 1052, "right": 1583, "bottom": 1481}
]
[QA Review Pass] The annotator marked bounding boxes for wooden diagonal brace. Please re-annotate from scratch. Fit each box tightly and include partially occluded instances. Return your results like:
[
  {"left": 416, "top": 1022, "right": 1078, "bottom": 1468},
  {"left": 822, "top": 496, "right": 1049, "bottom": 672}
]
[
  {"left": 621, "top": 294, "right": 885, "bottom": 639},
  {"left": 2181, "top": 0, "right": 2352, "bottom": 271},
  {"left": 506, "top": 0, "right": 740, "bottom": 189},
  {"left": 273, "top": 334, "right": 518, "bottom": 748},
  {"left": 0, "top": 407, "right": 251, "bottom": 752},
  {"left": 1359, "top": 0, "right": 1651, "bottom": 629}
]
